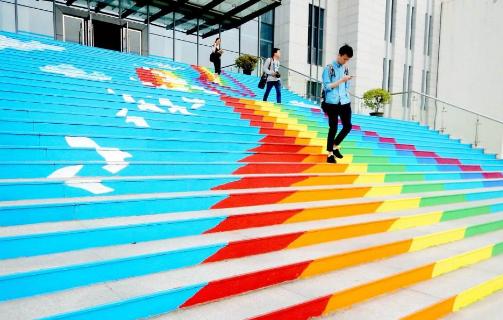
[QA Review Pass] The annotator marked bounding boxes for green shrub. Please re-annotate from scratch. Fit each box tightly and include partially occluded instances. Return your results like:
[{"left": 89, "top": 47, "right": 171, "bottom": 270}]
[{"left": 363, "top": 88, "right": 391, "bottom": 112}]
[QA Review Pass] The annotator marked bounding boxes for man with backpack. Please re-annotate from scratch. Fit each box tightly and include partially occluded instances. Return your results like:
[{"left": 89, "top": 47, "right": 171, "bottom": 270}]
[
  {"left": 262, "top": 48, "right": 282, "bottom": 103},
  {"left": 321, "top": 44, "right": 354, "bottom": 163}
]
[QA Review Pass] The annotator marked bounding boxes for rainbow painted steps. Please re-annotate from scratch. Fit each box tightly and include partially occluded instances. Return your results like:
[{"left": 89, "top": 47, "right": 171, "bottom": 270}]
[
  {"left": 1, "top": 198, "right": 503, "bottom": 301},
  {"left": 2, "top": 171, "right": 503, "bottom": 201},
  {"left": 3, "top": 180, "right": 503, "bottom": 226},
  {"left": 4, "top": 215, "right": 503, "bottom": 320},
  {"left": 324, "top": 256, "right": 503, "bottom": 320},
  {"left": 0, "top": 31, "right": 502, "bottom": 319}
]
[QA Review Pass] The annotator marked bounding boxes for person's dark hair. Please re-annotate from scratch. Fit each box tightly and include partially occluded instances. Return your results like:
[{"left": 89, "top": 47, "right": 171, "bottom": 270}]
[
  {"left": 272, "top": 48, "right": 280, "bottom": 57},
  {"left": 214, "top": 37, "right": 220, "bottom": 44},
  {"left": 339, "top": 44, "right": 353, "bottom": 58}
]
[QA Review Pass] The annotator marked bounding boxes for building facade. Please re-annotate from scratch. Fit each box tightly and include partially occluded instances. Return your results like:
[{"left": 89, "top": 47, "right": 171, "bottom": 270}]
[{"left": 0, "top": 0, "right": 501, "bottom": 122}]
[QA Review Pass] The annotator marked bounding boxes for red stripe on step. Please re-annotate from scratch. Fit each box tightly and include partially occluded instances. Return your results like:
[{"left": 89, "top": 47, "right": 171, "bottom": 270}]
[
  {"left": 233, "top": 163, "right": 315, "bottom": 174},
  {"left": 240, "top": 113, "right": 264, "bottom": 122},
  {"left": 250, "top": 144, "right": 306, "bottom": 153},
  {"left": 379, "top": 137, "right": 397, "bottom": 143},
  {"left": 413, "top": 151, "right": 439, "bottom": 157},
  {"left": 211, "top": 190, "right": 295, "bottom": 209},
  {"left": 483, "top": 172, "right": 503, "bottom": 179},
  {"left": 204, "top": 232, "right": 303, "bottom": 263},
  {"left": 181, "top": 261, "right": 312, "bottom": 308},
  {"left": 239, "top": 153, "right": 310, "bottom": 163},
  {"left": 364, "top": 131, "right": 378, "bottom": 136},
  {"left": 250, "top": 295, "right": 331, "bottom": 320},
  {"left": 205, "top": 209, "right": 302, "bottom": 233},
  {"left": 459, "top": 165, "right": 483, "bottom": 171},
  {"left": 260, "top": 136, "right": 298, "bottom": 144},
  {"left": 435, "top": 158, "right": 461, "bottom": 165},
  {"left": 395, "top": 144, "right": 416, "bottom": 150},
  {"left": 213, "top": 176, "right": 309, "bottom": 190},
  {"left": 260, "top": 128, "right": 287, "bottom": 135},
  {"left": 250, "top": 120, "right": 275, "bottom": 128}
]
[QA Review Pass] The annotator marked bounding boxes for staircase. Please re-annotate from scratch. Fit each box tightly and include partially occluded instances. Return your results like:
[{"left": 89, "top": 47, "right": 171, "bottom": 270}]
[{"left": 0, "top": 31, "right": 502, "bottom": 320}]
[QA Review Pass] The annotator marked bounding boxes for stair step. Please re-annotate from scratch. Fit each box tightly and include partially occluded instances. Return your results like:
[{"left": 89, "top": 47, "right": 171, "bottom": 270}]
[
  {"left": 4, "top": 227, "right": 501, "bottom": 320},
  {"left": 2, "top": 182, "right": 503, "bottom": 226},
  {"left": 2, "top": 201, "right": 503, "bottom": 301},
  {"left": 297, "top": 255, "right": 503, "bottom": 319}
]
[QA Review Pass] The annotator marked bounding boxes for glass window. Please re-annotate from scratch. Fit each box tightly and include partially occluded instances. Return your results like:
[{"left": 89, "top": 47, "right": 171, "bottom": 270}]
[
  {"left": 308, "top": 4, "right": 324, "bottom": 65},
  {"left": 259, "top": 9, "right": 274, "bottom": 58},
  {"left": 127, "top": 29, "right": 142, "bottom": 55},
  {"left": 427, "top": 15, "right": 433, "bottom": 56},
  {"left": 260, "top": 23, "right": 273, "bottom": 41},
  {"left": 409, "top": 6, "right": 416, "bottom": 50},
  {"left": 260, "top": 40, "right": 272, "bottom": 58},
  {"left": 63, "top": 15, "right": 84, "bottom": 44}
]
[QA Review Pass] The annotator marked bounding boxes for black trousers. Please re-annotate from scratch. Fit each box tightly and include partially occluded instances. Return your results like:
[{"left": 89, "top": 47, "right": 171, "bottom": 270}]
[
  {"left": 213, "top": 57, "right": 221, "bottom": 75},
  {"left": 324, "top": 102, "right": 352, "bottom": 151}
]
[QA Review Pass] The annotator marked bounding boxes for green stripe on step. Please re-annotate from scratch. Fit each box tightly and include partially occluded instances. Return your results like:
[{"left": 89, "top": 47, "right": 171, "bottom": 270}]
[
  {"left": 492, "top": 242, "right": 503, "bottom": 256},
  {"left": 465, "top": 220, "right": 503, "bottom": 238},
  {"left": 420, "top": 194, "right": 467, "bottom": 207},
  {"left": 441, "top": 205, "right": 492, "bottom": 222},
  {"left": 368, "top": 165, "right": 407, "bottom": 173},
  {"left": 354, "top": 156, "right": 389, "bottom": 164},
  {"left": 385, "top": 174, "right": 426, "bottom": 183},
  {"left": 402, "top": 183, "right": 445, "bottom": 194}
]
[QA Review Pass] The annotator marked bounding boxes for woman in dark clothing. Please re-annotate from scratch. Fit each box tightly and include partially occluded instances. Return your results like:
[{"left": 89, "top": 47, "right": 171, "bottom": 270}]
[{"left": 211, "top": 37, "right": 224, "bottom": 76}]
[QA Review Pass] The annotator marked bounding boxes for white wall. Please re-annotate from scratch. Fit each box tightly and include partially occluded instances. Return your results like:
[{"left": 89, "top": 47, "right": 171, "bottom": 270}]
[
  {"left": 437, "top": 0, "right": 503, "bottom": 121},
  {"left": 351, "top": 0, "right": 386, "bottom": 97},
  {"left": 435, "top": 0, "right": 503, "bottom": 157}
]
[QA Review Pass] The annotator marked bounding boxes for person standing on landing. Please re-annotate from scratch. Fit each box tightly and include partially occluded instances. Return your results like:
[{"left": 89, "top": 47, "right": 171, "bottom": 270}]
[
  {"left": 321, "top": 44, "right": 354, "bottom": 164},
  {"left": 262, "top": 48, "right": 282, "bottom": 103},
  {"left": 211, "top": 38, "right": 224, "bottom": 77}
]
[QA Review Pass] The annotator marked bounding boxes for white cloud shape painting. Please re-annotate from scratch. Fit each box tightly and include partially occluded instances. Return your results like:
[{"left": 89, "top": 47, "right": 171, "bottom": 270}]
[
  {"left": 40, "top": 64, "right": 112, "bottom": 81},
  {"left": 0, "top": 35, "right": 65, "bottom": 52},
  {"left": 48, "top": 165, "right": 114, "bottom": 195}
]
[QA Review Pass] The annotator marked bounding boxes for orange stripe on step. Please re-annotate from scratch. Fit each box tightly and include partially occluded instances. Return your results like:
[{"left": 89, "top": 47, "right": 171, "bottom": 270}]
[
  {"left": 288, "top": 218, "right": 396, "bottom": 249},
  {"left": 285, "top": 201, "right": 384, "bottom": 223},
  {"left": 401, "top": 297, "right": 456, "bottom": 320},
  {"left": 280, "top": 187, "right": 371, "bottom": 204},
  {"left": 292, "top": 176, "right": 359, "bottom": 186},
  {"left": 323, "top": 264, "right": 435, "bottom": 314},
  {"left": 300, "top": 240, "right": 413, "bottom": 278},
  {"left": 302, "top": 155, "right": 326, "bottom": 162},
  {"left": 303, "top": 164, "right": 350, "bottom": 173}
]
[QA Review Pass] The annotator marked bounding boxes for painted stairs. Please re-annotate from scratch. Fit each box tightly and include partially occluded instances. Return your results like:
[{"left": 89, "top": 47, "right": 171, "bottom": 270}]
[{"left": 0, "top": 31, "right": 502, "bottom": 320}]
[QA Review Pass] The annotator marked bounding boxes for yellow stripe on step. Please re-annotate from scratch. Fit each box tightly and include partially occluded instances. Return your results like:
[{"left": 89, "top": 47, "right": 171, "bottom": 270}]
[
  {"left": 346, "top": 164, "right": 368, "bottom": 173},
  {"left": 307, "top": 138, "right": 326, "bottom": 147},
  {"left": 432, "top": 245, "right": 493, "bottom": 277},
  {"left": 365, "top": 185, "right": 403, "bottom": 197},
  {"left": 353, "top": 174, "right": 385, "bottom": 184},
  {"left": 388, "top": 211, "right": 443, "bottom": 232},
  {"left": 409, "top": 228, "right": 465, "bottom": 252},
  {"left": 296, "top": 131, "right": 318, "bottom": 139},
  {"left": 453, "top": 274, "right": 503, "bottom": 311},
  {"left": 376, "top": 197, "right": 421, "bottom": 213}
]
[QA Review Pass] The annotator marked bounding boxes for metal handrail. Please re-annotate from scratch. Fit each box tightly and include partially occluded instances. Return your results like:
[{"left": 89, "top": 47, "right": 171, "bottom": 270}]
[{"left": 391, "top": 90, "right": 503, "bottom": 124}]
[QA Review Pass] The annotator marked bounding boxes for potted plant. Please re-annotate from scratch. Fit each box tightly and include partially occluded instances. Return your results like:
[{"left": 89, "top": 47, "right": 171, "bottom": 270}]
[
  {"left": 235, "top": 54, "right": 259, "bottom": 75},
  {"left": 363, "top": 88, "right": 391, "bottom": 117}
]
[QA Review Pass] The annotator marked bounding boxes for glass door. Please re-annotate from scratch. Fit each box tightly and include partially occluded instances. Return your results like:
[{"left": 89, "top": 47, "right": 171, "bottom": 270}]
[{"left": 63, "top": 15, "right": 85, "bottom": 44}]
